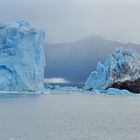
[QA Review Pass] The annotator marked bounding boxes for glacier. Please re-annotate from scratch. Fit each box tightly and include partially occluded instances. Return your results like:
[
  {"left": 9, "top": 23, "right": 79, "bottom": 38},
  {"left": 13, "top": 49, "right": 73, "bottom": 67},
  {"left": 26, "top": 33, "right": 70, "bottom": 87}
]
[
  {"left": 0, "top": 21, "right": 46, "bottom": 92},
  {"left": 0, "top": 21, "right": 138, "bottom": 95},
  {"left": 84, "top": 48, "right": 140, "bottom": 92}
]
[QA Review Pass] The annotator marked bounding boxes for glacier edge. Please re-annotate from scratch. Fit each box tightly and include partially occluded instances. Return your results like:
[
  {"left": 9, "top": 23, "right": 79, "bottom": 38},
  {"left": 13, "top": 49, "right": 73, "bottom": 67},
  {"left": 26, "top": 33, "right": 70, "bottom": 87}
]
[{"left": 0, "top": 21, "right": 46, "bottom": 92}]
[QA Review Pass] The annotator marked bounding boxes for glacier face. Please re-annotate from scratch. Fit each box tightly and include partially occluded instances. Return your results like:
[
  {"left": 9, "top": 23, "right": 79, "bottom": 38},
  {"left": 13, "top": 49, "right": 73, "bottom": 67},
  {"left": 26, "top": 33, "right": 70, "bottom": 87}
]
[
  {"left": 0, "top": 21, "right": 46, "bottom": 92},
  {"left": 84, "top": 48, "right": 140, "bottom": 91}
]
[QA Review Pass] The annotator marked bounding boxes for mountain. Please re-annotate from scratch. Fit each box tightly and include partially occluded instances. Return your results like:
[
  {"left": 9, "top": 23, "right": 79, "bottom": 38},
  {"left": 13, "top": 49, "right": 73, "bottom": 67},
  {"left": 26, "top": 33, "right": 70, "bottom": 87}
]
[{"left": 45, "top": 35, "right": 140, "bottom": 85}]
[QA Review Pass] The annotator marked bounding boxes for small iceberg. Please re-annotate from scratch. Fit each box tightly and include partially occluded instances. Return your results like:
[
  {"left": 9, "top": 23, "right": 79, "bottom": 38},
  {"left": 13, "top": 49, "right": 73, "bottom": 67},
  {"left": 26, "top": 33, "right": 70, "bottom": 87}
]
[{"left": 103, "top": 88, "right": 132, "bottom": 95}]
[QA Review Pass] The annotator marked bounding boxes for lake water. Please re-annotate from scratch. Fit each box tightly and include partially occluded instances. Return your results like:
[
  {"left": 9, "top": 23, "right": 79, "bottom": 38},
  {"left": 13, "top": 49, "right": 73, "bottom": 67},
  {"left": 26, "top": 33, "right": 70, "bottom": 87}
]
[{"left": 0, "top": 93, "right": 140, "bottom": 140}]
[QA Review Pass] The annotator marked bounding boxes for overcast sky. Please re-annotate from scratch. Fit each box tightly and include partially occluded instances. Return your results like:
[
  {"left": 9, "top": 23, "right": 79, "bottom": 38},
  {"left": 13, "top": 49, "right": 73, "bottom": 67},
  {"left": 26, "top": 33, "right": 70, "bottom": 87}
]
[{"left": 0, "top": 0, "right": 140, "bottom": 43}]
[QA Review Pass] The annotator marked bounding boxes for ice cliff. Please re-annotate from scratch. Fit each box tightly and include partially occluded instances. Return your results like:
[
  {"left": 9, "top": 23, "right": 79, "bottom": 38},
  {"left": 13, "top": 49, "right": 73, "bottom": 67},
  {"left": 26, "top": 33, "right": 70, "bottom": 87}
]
[
  {"left": 0, "top": 21, "right": 45, "bottom": 92},
  {"left": 84, "top": 48, "right": 140, "bottom": 91}
]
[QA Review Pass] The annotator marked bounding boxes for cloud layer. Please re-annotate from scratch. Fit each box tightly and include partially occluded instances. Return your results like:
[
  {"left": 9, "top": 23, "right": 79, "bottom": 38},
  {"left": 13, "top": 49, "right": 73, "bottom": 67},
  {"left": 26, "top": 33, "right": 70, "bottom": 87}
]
[{"left": 0, "top": 0, "right": 140, "bottom": 43}]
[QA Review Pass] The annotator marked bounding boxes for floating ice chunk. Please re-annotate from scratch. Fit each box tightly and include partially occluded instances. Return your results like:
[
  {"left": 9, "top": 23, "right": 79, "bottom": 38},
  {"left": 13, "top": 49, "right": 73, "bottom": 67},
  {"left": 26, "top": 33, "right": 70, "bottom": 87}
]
[
  {"left": 103, "top": 88, "right": 132, "bottom": 95},
  {"left": 44, "top": 85, "right": 83, "bottom": 94}
]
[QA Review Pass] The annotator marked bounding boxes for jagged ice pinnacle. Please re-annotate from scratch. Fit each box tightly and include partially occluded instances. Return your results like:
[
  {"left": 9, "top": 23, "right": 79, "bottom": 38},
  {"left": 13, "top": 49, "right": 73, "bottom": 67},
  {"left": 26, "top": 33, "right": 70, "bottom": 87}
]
[{"left": 85, "top": 48, "right": 140, "bottom": 91}]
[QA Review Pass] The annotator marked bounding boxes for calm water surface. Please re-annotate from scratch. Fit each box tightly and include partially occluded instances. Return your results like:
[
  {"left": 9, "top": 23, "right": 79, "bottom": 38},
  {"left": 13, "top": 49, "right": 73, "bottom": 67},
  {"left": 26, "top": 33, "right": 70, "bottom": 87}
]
[{"left": 0, "top": 93, "right": 140, "bottom": 140}]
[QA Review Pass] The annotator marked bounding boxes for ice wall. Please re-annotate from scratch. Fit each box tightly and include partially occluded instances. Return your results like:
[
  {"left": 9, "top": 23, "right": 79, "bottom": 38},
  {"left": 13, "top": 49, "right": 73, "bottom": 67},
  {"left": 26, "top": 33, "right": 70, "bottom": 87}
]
[
  {"left": 84, "top": 48, "right": 140, "bottom": 91},
  {"left": 0, "top": 21, "right": 46, "bottom": 92}
]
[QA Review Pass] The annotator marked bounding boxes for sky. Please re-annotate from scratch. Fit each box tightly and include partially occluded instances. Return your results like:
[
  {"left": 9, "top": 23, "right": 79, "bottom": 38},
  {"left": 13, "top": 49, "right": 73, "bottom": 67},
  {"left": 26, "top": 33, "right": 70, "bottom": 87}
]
[{"left": 0, "top": 0, "right": 140, "bottom": 43}]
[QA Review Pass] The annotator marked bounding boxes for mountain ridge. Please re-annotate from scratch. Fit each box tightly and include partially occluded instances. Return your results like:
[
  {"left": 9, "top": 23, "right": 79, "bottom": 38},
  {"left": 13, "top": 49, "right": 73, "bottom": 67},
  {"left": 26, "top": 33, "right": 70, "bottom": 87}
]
[{"left": 45, "top": 35, "right": 140, "bottom": 85}]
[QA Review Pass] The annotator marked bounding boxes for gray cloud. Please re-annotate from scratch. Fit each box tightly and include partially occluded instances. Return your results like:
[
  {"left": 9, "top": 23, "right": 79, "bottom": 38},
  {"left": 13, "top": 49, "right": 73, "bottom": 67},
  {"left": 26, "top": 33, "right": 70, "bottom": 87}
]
[{"left": 0, "top": 0, "right": 140, "bottom": 43}]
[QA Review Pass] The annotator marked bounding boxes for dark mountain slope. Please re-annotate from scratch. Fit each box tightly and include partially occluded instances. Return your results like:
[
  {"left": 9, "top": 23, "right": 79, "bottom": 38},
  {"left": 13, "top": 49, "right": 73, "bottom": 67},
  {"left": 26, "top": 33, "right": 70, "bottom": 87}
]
[{"left": 45, "top": 35, "right": 140, "bottom": 84}]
